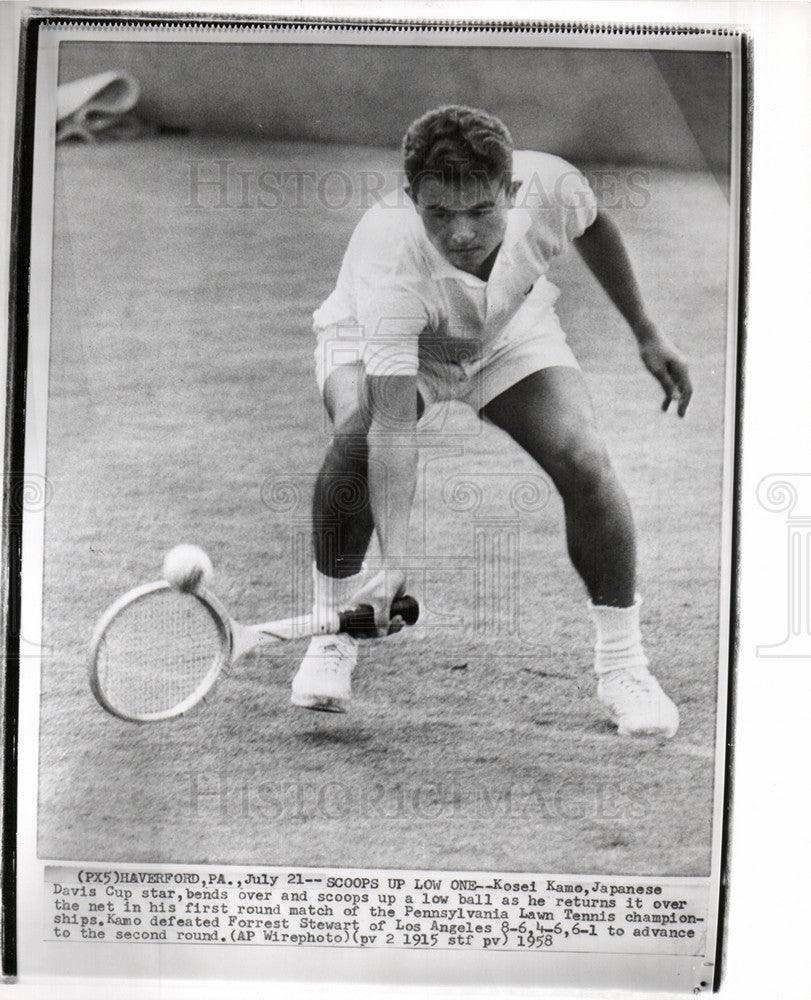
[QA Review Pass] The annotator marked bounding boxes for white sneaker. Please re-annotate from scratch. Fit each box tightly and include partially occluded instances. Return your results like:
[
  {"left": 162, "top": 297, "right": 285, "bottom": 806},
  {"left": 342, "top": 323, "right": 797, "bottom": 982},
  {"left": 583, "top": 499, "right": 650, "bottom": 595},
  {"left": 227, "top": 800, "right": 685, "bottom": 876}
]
[
  {"left": 597, "top": 666, "right": 679, "bottom": 738},
  {"left": 291, "top": 633, "right": 359, "bottom": 713}
]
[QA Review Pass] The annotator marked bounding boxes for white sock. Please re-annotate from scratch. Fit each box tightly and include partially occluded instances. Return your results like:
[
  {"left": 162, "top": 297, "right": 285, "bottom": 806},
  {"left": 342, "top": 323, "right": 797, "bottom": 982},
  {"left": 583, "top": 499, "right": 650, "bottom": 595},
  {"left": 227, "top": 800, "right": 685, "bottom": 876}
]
[
  {"left": 588, "top": 597, "right": 649, "bottom": 676},
  {"left": 312, "top": 564, "right": 366, "bottom": 632}
]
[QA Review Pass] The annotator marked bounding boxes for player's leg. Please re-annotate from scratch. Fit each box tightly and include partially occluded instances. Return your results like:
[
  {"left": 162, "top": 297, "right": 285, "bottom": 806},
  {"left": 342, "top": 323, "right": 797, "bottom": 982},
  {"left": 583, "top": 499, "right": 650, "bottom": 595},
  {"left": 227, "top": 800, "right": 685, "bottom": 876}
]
[
  {"left": 292, "top": 361, "right": 427, "bottom": 712},
  {"left": 313, "top": 362, "right": 374, "bottom": 581},
  {"left": 481, "top": 367, "right": 678, "bottom": 737},
  {"left": 292, "top": 362, "right": 373, "bottom": 713},
  {"left": 483, "top": 367, "right": 634, "bottom": 607}
]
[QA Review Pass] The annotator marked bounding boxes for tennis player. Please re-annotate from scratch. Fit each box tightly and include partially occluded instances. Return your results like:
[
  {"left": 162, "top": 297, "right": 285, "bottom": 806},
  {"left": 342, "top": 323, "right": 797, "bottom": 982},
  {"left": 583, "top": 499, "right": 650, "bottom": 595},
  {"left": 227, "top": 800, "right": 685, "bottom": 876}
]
[{"left": 291, "top": 105, "right": 691, "bottom": 737}]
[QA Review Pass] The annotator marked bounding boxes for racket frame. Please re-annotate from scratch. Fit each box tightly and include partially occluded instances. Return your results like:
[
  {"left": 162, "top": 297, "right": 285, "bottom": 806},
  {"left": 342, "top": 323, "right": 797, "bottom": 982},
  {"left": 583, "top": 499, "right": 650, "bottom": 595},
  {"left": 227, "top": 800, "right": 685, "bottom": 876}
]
[
  {"left": 88, "top": 581, "right": 235, "bottom": 724},
  {"left": 89, "top": 583, "right": 419, "bottom": 723}
]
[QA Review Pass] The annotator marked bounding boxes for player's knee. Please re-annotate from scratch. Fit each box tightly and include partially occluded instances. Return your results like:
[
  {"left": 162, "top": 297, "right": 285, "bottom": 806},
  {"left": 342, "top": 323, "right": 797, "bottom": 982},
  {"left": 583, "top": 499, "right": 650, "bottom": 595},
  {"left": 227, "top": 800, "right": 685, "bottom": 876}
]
[
  {"left": 332, "top": 405, "right": 370, "bottom": 439},
  {"left": 548, "top": 437, "right": 615, "bottom": 505},
  {"left": 325, "top": 421, "right": 369, "bottom": 473}
]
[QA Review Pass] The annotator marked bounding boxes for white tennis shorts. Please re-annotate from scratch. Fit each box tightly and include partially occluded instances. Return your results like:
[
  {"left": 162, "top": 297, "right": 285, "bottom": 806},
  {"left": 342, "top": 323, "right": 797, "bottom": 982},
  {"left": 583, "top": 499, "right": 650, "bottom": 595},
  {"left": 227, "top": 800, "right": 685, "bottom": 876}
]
[{"left": 314, "top": 298, "right": 579, "bottom": 413}]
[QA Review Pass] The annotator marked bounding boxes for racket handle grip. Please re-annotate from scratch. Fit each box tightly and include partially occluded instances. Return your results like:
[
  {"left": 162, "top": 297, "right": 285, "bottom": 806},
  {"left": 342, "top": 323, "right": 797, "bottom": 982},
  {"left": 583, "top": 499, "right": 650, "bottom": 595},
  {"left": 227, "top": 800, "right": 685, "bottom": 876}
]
[{"left": 338, "top": 596, "right": 419, "bottom": 639}]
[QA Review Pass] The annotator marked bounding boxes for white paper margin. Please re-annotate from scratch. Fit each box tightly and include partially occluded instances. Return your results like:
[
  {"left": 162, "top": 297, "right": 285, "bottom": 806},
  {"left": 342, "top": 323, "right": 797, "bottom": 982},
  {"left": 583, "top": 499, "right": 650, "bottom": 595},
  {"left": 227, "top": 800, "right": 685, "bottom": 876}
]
[{"left": 1, "top": 2, "right": 809, "bottom": 999}]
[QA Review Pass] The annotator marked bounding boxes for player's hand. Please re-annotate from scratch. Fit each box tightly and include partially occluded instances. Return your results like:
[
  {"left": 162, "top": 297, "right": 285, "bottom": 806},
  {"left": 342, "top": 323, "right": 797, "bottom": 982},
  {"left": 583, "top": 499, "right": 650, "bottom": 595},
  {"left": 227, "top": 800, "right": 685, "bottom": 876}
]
[
  {"left": 637, "top": 326, "right": 693, "bottom": 417},
  {"left": 348, "top": 567, "right": 408, "bottom": 638}
]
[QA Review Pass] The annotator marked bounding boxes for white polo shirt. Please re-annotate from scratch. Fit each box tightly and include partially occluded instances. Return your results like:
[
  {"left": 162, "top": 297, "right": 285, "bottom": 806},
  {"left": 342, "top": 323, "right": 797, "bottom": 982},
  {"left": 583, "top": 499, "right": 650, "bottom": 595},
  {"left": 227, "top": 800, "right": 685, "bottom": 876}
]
[{"left": 313, "top": 150, "right": 597, "bottom": 380}]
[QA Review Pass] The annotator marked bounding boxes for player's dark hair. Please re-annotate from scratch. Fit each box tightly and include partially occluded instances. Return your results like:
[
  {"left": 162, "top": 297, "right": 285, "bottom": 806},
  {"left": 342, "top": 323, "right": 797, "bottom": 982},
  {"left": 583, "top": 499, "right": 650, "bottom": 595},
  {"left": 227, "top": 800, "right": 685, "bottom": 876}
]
[{"left": 402, "top": 105, "right": 514, "bottom": 195}]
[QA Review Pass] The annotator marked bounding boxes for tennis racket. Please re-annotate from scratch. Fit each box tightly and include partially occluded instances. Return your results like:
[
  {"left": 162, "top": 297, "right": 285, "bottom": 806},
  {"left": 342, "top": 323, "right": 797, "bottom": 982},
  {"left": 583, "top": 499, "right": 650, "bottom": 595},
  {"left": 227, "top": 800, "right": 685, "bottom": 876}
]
[{"left": 89, "top": 581, "right": 419, "bottom": 723}]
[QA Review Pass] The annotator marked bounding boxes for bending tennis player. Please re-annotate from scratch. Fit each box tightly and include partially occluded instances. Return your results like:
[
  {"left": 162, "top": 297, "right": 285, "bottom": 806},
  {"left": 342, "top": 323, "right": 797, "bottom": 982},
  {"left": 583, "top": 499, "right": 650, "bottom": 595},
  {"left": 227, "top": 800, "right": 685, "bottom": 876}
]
[{"left": 291, "top": 105, "right": 692, "bottom": 737}]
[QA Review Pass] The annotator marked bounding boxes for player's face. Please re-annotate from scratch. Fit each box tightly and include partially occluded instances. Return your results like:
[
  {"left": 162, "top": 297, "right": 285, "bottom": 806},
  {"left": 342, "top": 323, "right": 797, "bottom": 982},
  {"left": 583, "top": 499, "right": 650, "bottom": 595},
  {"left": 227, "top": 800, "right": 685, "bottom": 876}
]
[{"left": 412, "top": 173, "right": 514, "bottom": 278}]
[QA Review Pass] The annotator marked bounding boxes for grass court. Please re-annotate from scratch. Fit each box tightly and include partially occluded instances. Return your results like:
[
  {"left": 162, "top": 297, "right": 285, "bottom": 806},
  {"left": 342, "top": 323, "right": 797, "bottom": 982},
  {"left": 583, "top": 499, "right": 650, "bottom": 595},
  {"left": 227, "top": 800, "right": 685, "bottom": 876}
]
[{"left": 37, "top": 136, "right": 732, "bottom": 875}]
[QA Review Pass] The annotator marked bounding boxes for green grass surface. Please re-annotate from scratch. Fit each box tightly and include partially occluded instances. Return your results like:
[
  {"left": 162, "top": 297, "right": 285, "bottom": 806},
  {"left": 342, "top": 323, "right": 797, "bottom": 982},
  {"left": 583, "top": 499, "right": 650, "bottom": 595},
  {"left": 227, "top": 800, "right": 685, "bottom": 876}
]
[{"left": 38, "top": 137, "right": 731, "bottom": 874}]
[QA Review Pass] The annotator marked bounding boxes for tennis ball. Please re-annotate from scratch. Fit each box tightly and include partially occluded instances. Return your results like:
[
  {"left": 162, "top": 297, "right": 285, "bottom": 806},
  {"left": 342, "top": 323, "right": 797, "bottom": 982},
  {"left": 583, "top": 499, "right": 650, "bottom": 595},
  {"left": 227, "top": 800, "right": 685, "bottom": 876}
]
[{"left": 162, "top": 544, "right": 214, "bottom": 593}]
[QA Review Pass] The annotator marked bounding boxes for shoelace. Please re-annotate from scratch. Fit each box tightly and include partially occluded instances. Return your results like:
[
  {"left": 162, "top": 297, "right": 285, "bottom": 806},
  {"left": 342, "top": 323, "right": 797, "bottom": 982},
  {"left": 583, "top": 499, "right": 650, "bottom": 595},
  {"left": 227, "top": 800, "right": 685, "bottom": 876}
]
[
  {"left": 317, "top": 640, "right": 354, "bottom": 673},
  {"left": 603, "top": 669, "right": 656, "bottom": 705}
]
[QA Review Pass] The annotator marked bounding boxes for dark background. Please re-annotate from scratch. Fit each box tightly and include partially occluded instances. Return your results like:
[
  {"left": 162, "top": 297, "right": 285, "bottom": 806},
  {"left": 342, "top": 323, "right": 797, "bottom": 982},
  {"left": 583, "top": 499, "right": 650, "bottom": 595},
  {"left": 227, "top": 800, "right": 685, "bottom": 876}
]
[{"left": 58, "top": 42, "right": 730, "bottom": 177}]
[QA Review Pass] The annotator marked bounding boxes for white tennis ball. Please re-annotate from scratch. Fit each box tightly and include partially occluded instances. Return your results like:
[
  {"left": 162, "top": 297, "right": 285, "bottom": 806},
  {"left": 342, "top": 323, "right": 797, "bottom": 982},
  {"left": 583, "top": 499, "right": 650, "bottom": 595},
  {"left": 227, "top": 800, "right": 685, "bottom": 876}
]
[{"left": 162, "top": 544, "right": 214, "bottom": 593}]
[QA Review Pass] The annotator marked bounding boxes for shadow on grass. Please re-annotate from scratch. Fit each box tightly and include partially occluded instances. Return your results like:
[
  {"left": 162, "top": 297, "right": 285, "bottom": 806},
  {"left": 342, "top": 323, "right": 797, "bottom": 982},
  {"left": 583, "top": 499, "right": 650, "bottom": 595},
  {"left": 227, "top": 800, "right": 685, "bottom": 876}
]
[{"left": 294, "top": 726, "right": 375, "bottom": 747}]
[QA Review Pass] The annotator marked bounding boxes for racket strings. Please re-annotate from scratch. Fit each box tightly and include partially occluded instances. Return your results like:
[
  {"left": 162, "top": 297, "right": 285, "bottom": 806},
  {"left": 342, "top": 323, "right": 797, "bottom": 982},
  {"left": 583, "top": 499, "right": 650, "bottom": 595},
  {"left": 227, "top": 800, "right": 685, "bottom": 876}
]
[{"left": 95, "top": 590, "right": 224, "bottom": 718}]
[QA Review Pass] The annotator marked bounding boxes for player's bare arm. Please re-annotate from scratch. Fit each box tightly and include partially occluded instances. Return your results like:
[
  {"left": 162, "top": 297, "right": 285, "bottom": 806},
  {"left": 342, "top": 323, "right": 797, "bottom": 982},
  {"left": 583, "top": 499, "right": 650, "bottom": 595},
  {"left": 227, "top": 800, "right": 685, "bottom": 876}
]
[
  {"left": 351, "top": 372, "right": 419, "bottom": 631},
  {"left": 573, "top": 208, "right": 693, "bottom": 416}
]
